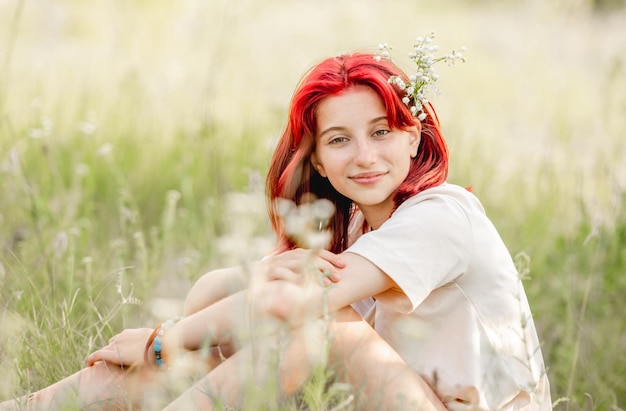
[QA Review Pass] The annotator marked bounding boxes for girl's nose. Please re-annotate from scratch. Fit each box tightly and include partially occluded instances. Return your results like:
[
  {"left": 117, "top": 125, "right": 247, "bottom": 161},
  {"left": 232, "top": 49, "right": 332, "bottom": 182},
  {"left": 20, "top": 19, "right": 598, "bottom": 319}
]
[{"left": 354, "top": 139, "right": 377, "bottom": 166}]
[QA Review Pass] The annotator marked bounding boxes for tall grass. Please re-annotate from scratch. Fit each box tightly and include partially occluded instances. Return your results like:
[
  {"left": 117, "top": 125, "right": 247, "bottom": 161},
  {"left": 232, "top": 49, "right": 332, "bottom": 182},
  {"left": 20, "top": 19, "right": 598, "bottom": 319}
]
[{"left": 1, "top": 0, "right": 625, "bottom": 409}]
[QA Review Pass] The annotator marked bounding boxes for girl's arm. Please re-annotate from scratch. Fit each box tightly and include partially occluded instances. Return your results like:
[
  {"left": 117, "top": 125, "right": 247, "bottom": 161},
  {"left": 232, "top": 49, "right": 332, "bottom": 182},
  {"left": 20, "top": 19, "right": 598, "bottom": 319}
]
[
  {"left": 183, "top": 249, "right": 345, "bottom": 316},
  {"left": 182, "top": 266, "right": 249, "bottom": 316},
  {"left": 87, "top": 249, "right": 348, "bottom": 367},
  {"left": 167, "top": 251, "right": 359, "bottom": 352},
  {"left": 254, "top": 251, "right": 396, "bottom": 323},
  {"left": 85, "top": 289, "right": 253, "bottom": 367}
]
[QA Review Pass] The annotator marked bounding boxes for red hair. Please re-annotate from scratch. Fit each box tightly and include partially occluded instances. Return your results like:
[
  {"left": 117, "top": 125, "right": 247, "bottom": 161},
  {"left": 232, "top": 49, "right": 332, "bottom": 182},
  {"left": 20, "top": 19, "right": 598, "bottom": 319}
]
[{"left": 266, "top": 52, "right": 448, "bottom": 253}]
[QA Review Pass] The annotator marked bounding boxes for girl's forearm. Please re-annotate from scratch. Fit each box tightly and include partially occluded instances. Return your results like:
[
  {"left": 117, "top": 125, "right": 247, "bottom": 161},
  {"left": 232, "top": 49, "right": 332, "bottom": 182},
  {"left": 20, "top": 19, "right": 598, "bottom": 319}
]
[
  {"left": 168, "top": 290, "right": 250, "bottom": 353},
  {"left": 164, "top": 252, "right": 388, "bottom": 360},
  {"left": 165, "top": 280, "right": 325, "bottom": 358},
  {"left": 183, "top": 266, "right": 251, "bottom": 316}
]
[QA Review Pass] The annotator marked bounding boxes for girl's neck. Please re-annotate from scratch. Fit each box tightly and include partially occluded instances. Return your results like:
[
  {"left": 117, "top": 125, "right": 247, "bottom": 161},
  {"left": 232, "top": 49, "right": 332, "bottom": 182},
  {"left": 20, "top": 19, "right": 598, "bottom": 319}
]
[{"left": 358, "top": 203, "right": 394, "bottom": 231}]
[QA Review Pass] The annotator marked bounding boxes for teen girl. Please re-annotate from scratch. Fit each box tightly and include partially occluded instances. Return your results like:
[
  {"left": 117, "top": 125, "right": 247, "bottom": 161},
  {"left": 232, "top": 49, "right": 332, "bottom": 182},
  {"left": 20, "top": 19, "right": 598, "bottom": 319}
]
[{"left": 2, "top": 44, "right": 551, "bottom": 410}]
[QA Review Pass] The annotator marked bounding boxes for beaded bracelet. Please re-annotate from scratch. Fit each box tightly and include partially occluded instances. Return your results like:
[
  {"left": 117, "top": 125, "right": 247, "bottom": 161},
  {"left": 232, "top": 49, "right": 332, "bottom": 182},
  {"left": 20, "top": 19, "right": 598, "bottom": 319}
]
[{"left": 143, "top": 316, "right": 184, "bottom": 369}]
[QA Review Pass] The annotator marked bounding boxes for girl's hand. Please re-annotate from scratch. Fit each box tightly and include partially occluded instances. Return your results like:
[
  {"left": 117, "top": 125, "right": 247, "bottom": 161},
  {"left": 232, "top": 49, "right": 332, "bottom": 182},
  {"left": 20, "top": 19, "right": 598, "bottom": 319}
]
[
  {"left": 86, "top": 328, "right": 153, "bottom": 367},
  {"left": 261, "top": 248, "right": 345, "bottom": 285}
]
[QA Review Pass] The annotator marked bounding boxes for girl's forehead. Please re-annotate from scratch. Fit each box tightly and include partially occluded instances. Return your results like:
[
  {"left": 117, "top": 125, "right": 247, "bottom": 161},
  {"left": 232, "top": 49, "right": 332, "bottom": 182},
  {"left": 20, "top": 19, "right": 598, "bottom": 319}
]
[
  {"left": 317, "top": 86, "right": 385, "bottom": 115},
  {"left": 315, "top": 87, "right": 388, "bottom": 138}
]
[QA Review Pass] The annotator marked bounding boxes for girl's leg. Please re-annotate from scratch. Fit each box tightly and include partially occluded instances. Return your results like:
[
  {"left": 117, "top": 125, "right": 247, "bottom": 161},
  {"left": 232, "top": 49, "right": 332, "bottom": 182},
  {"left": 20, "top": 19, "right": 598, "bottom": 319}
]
[
  {"left": 1, "top": 362, "right": 150, "bottom": 411},
  {"left": 164, "top": 307, "right": 446, "bottom": 411},
  {"left": 0, "top": 351, "right": 217, "bottom": 411},
  {"left": 326, "top": 308, "right": 446, "bottom": 411},
  {"left": 1, "top": 265, "right": 243, "bottom": 411}
]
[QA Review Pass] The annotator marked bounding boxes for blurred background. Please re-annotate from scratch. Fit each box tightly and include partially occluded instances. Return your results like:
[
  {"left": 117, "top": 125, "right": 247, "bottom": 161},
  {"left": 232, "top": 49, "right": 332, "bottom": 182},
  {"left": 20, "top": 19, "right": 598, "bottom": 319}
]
[{"left": 1, "top": 0, "right": 625, "bottom": 409}]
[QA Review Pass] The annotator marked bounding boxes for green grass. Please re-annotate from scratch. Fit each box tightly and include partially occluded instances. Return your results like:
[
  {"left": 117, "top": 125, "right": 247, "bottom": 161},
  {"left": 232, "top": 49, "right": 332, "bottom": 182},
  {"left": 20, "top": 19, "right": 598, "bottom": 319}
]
[{"left": 1, "top": 0, "right": 625, "bottom": 409}]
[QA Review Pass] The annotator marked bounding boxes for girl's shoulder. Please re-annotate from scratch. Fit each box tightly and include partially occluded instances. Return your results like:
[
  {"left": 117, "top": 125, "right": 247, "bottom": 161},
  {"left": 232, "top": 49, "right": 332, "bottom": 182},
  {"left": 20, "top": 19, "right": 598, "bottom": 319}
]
[{"left": 397, "top": 182, "right": 485, "bottom": 216}]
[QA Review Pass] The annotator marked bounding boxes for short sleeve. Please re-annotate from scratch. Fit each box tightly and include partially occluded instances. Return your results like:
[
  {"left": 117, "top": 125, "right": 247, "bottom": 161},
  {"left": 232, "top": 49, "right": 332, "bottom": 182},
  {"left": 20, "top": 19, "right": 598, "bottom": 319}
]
[{"left": 346, "top": 194, "right": 472, "bottom": 313}]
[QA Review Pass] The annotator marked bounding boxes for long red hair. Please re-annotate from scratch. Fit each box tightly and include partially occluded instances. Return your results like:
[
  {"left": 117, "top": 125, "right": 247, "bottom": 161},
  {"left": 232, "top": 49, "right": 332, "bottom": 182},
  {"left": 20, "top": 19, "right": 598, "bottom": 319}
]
[{"left": 266, "top": 52, "right": 448, "bottom": 253}]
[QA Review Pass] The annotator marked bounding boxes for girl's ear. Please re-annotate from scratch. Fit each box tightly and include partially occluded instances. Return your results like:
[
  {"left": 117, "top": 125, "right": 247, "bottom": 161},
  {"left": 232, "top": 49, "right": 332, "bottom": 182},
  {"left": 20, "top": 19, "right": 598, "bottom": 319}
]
[
  {"left": 310, "top": 152, "right": 327, "bottom": 177},
  {"left": 409, "top": 123, "right": 421, "bottom": 158}
]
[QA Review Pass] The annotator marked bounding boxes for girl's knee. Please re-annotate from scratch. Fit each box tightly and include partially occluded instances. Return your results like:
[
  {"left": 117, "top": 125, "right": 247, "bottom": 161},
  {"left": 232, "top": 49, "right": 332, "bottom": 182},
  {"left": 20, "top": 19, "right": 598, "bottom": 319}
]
[{"left": 332, "top": 306, "right": 365, "bottom": 323}]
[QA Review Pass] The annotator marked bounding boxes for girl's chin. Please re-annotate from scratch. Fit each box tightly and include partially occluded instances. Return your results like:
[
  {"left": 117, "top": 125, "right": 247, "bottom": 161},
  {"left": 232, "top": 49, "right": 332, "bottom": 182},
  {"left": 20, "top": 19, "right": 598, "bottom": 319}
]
[{"left": 351, "top": 196, "right": 395, "bottom": 209}]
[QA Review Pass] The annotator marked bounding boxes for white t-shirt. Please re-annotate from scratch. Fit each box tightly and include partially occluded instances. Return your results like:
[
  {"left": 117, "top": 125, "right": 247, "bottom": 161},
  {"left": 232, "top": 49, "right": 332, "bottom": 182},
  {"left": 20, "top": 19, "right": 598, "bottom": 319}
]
[{"left": 347, "top": 183, "right": 551, "bottom": 410}]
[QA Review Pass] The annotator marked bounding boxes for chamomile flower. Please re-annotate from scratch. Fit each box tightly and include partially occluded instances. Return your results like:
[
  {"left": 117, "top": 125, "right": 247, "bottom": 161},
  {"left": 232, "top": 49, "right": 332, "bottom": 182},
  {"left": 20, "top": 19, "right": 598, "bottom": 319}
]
[
  {"left": 375, "top": 33, "right": 466, "bottom": 121},
  {"left": 274, "top": 196, "right": 335, "bottom": 250}
]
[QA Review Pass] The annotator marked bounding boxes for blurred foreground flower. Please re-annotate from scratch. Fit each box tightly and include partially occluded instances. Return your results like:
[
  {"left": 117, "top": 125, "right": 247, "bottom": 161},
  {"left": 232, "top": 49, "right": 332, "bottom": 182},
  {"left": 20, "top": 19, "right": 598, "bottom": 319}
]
[
  {"left": 216, "top": 187, "right": 275, "bottom": 265},
  {"left": 274, "top": 195, "right": 335, "bottom": 250}
]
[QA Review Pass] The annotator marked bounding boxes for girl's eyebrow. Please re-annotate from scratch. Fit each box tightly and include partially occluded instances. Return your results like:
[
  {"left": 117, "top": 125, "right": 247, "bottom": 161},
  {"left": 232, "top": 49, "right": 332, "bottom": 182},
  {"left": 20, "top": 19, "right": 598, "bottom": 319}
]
[
  {"left": 318, "top": 126, "right": 346, "bottom": 139},
  {"left": 370, "top": 116, "right": 388, "bottom": 124},
  {"left": 318, "top": 116, "right": 388, "bottom": 139}
]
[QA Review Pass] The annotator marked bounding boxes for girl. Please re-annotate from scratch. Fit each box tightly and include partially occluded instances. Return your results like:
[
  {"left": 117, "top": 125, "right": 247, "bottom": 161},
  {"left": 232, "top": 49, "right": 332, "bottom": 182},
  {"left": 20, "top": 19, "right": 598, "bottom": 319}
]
[{"left": 2, "top": 47, "right": 551, "bottom": 410}]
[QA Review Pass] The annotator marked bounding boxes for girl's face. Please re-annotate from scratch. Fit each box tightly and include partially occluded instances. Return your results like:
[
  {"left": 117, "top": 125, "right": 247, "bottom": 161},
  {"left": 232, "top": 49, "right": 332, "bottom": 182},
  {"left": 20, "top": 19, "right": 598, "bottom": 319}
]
[{"left": 311, "top": 85, "right": 420, "bottom": 226}]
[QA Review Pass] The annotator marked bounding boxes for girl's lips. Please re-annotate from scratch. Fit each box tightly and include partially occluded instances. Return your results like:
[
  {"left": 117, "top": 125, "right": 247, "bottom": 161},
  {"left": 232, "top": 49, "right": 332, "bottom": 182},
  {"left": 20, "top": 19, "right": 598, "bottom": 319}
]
[{"left": 350, "top": 172, "right": 386, "bottom": 184}]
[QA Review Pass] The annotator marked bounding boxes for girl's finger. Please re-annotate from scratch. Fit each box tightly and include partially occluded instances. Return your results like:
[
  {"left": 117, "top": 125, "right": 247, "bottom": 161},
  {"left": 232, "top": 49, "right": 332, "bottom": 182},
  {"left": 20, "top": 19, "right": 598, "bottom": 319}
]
[
  {"left": 315, "top": 266, "right": 341, "bottom": 283},
  {"left": 322, "top": 271, "right": 334, "bottom": 286},
  {"left": 318, "top": 266, "right": 341, "bottom": 283},
  {"left": 88, "top": 349, "right": 125, "bottom": 367},
  {"left": 267, "top": 266, "right": 300, "bottom": 283},
  {"left": 86, "top": 349, "right": 107, "bottom": 366},
  {"left": 317, "top": 249, "right": 346, "bottom": 268}
]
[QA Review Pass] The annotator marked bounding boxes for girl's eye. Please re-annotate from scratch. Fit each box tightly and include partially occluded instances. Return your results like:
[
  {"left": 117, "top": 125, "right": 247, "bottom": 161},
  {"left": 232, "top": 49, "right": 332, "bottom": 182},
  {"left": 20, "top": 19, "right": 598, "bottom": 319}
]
[
  {"left": 373, "top": 129, "right": 389, "bottom": 137},
  {"left": 329, "top": 136, "right": 348, "bottom": 144}
]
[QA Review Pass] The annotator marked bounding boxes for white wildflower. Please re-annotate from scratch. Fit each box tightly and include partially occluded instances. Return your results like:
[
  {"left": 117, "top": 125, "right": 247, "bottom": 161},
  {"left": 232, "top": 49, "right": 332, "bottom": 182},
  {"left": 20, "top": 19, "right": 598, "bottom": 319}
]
[
  {"left": 74, "top": 163, "right": 89, "bottom": 176},
  {"left": 79, "top": 121, "right": 97, "bottom": 135},
  {"left": 378, "top": 32, "right": 466, "bottom": 121},
  {"left": 311, "top": 198, "right": 335, "bottom": 221},
  {"left": 274, "top": 196, "right": 336, "bottom": 250},
  {"left": 28, "top": 129, "right": 43, "bottom": 139},
  {"left": 97, "top": 143, "right": 113, "bottom": 157}
]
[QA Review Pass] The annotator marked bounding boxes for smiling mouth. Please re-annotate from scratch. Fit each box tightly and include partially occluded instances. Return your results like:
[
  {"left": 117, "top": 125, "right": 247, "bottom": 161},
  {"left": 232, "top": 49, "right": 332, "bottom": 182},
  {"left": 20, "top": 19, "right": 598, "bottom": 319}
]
[{"left": 350, "top": 172, "right": 386, "bottom": 184}]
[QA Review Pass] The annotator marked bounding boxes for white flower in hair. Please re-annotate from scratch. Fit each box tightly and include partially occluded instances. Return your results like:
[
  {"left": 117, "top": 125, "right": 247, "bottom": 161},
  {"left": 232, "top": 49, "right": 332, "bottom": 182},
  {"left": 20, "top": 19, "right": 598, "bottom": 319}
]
[{"left": 376, "top": 33, "right": 466, "bottom": 121}]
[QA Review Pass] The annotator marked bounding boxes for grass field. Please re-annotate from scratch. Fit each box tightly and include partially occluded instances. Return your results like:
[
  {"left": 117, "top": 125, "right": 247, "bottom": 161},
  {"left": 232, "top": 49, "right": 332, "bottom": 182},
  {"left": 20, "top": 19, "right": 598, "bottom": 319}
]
[{"left": 1, "top": 0, "right": 625, "bottom": 409}]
